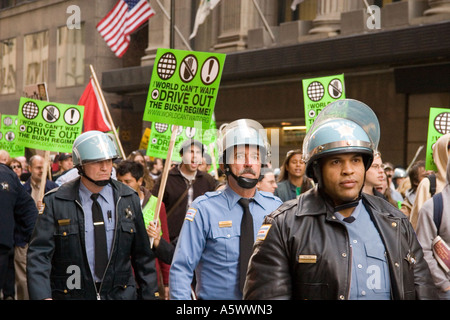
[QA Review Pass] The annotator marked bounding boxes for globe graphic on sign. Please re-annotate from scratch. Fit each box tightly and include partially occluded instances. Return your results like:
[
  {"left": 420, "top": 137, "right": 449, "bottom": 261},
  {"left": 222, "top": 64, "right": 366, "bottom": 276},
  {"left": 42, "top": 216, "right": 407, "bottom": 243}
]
[
  {"left": 157, "top": 52, "right": 177, "bottom": 80},
  {"left": 154, "top": 123, "right": 169, "bottom": 133},
  {"left": 434, "top": 112, "right": 450, "bottom": 134},
  {"left": 22, "top": 101, "right": 39, "bottom": 119},
  {"left": 307, "top": 81, "right": 325, "bottom": 102}
]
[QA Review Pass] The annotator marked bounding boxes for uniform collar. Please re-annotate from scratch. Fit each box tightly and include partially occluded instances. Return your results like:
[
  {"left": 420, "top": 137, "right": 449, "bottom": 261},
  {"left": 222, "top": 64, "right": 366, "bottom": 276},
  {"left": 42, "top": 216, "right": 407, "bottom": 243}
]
[{"left": 223, "top": 185, "right": 267, "bottom": 211}]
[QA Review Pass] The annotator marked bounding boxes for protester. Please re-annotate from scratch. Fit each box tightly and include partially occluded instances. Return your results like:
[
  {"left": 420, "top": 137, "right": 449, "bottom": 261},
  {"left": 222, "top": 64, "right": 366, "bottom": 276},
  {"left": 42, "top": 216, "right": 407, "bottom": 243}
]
[
  {"left": 149, "top": 157, "right": 163, "bottom": 180},
  {"left": 0, "top": 163, "right": 37, "bottom": 300},
  {"left": 52, "top": 153, "right": 74, "bottom": 181},
  {"left": 169, "top": 119, "right": 283, "bottom": 300},
  {"left": 128, "top": 150, "right": 154, "bottom": 191},
  {"left": 392, "top": 167, "right": 407, "bottom": 190},
  {"left": 23, "top": 155, "right": 58, "bottom": 207},
  {"left": 27, "top": 130, "right": 159, "bottom": 300},
  {"left": 0, "top": 150, "right": 10, "bottom": 164},
  {"left": 8, "top": 158, "right": 24, "bottom": 182},
  {"left": 274, "top": 149, "right": 313, "bottom": 202},
  {"left": 256, "top": 165, "right": 278, "bottom": 194},
  {"left": 116, "top": 160, "right": 170, "bottom": 299},
  {"left": 244, "top": 99, "right": 437, "bottom": 300},
  {"left": 152, "top": 139, "right": 216, "bottom": 245},
  {"left": 401, "top": 160, "right": 430, "bottom": 217},
  {"left": 410, "top": 133, "right": 450, "bottom": 229},
  {"left": 416, "top": 156, "right": 450, "bottom": 299}
]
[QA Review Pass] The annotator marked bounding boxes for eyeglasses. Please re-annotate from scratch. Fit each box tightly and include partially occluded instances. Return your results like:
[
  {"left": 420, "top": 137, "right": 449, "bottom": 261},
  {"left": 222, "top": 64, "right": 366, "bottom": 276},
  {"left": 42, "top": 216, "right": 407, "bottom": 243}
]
[
  {"left": 11, "top": 165, "right": 21, "bottom": 169},
  {"left": 370, "top": 163, "right": 386, "bottom": 170}
]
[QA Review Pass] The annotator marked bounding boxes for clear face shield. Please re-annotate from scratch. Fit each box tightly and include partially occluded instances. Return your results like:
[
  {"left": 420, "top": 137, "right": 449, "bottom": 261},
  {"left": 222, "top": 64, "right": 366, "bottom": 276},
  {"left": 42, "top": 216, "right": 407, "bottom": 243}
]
[
  {"left": 218, "top": 119, "right": 270, "bottom": 165},
  {"left": 302, "top": 99, "right": 380, "bottom": 164}
]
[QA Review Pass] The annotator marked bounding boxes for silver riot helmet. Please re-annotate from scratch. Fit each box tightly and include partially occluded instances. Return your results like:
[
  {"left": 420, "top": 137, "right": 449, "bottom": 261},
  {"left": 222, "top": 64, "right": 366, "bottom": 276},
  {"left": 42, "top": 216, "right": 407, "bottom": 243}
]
[
  {"left": 72, "top": 130, "right": 119, "bottom": 186},
  {"left": 218, "top": 119, "right": 270, "bottom": 189},
  {"left": 303, "top": 99, "right": 380, "bottom": 184}
]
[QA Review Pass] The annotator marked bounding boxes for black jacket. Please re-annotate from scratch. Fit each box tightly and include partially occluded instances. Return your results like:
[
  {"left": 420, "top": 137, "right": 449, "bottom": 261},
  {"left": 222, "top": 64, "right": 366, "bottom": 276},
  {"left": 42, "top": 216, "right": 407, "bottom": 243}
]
[
  {"left": 27, "top": 178, "right": 159, "bottom": 300},
  {"left": 244, "top": 187, "right": 438, "bottom": 300},
  {"left": 0, "top": 164, "right": 37, "bottom": 249}
]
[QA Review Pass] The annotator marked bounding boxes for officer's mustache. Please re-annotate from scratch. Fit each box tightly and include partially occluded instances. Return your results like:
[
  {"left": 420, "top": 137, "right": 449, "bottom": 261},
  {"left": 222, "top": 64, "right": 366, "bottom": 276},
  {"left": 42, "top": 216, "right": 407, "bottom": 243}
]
[{"left": 238, "top": 168, "right": 257, "bottom": 176}]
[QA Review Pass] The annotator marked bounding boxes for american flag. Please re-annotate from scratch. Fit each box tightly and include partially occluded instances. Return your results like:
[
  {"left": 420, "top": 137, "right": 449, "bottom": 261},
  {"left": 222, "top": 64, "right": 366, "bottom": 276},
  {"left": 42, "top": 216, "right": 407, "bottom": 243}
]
[{"left": 97, "top": 0, "right": 155, "bottom": 58}]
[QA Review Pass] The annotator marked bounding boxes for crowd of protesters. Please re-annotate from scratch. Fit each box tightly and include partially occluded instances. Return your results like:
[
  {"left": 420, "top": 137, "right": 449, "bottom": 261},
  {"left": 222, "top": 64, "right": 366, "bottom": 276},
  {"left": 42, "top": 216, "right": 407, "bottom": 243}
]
[{"left": 0, "top": 109, "right": 449, "bottom": 300}]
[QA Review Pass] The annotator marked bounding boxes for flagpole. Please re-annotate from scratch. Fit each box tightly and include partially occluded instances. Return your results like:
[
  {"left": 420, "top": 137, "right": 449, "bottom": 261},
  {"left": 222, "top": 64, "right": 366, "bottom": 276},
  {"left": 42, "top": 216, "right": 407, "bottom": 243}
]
[
  {"left": 155, "top": 0, "right": 192, "bottom": 50},
  {"left": 150, "top": 0, "right": 178, "bottom": 248},
  {"left": 89, "top": 64, "right": 126, "bottom": 160},
  {"left": 252, "top": 0, "right": 276, "bottom": 43}
]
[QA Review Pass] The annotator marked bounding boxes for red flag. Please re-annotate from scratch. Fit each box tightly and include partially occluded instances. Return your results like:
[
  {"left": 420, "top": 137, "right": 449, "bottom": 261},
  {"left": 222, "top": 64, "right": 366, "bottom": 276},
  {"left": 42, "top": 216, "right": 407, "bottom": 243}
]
[
  {"left": 96, "top": 0, "right": 155, "bottom": 58},
  {"left": 78, "top": 79, "right": 112, "bottom": 132}
]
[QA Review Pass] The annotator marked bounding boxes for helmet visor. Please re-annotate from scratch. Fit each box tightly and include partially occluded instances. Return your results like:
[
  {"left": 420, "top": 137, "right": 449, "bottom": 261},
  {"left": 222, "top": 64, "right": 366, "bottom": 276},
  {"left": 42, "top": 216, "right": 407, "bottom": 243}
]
[{"left": 303, "top": 99, "right": 380, "bottom": 163}]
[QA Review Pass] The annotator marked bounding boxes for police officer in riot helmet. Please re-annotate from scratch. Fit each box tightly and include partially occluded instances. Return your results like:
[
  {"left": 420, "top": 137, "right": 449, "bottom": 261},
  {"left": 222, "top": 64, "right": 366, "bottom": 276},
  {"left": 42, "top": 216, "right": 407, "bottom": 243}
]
[
  {"left": 244, "top": 99, "right": 437, "bottom": 300},
  {"left": 27, "top": 130, "right": 159, "bottom": 300}
]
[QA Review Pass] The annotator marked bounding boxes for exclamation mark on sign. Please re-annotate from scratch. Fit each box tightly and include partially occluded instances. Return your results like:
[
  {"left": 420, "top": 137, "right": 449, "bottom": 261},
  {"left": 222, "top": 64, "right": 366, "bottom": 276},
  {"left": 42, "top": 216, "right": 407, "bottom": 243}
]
[
  {"left": 206, "top": 59, "right": 214, "bottom": 83},
  {"left": 69, "top": 109, "right": 75, "bottom": 124}
]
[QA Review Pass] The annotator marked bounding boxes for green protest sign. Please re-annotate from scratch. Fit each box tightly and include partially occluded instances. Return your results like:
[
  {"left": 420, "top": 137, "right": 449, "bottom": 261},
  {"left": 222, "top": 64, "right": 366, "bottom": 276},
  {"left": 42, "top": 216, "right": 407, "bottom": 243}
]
[
  {"left": 303, "top": 74, "right": 346, "bottom": 130},
  {"left": 142, "top": 195, "right": 158, "bottom": 227},
  {"left": 147, "top": 119, "right": 217, "bottom": 163},
  {"left": 16, "top": 97, "right": 84, "bottom": 153},
  {"left": 143, "top": 48, "right": 226, "bottom": 129},
  {"left": 426, "top": 107, "right": 450, "bottom": 171},
  {"left": 0, "top": 115, "right": 25, "bottom": 158}
]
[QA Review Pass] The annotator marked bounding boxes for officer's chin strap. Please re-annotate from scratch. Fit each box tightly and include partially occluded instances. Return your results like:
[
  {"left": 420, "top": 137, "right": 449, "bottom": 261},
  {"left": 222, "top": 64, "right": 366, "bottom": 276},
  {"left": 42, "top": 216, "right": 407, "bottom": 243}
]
[
  {"left": 77, "top": 166, "right": 111, "bottom": 187},
  {"left": 224, "top": 164, "right": 259, "bottom": 189},
  {"left": 333, "top": 195, "right": 362, "bottom": 212}
]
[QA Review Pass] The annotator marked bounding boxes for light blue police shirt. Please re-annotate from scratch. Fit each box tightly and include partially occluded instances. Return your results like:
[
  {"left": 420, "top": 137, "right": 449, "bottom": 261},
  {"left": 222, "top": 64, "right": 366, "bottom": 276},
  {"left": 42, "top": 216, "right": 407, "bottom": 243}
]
[
  {"left": 335, "top": 201, "right": 391, "bottom": 300},
  {"left": 169, "top": 186, "right": 283, "bottom": 300},
  {"left": 79, "top": 182, "right": 116, "bottom": 282}
]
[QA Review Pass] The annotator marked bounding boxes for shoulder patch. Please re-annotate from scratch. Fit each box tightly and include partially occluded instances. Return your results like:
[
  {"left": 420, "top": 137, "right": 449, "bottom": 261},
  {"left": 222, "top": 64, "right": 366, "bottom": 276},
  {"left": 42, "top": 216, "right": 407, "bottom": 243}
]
[
  {"left": 256, "top": 224, "right": 272, "bottom": 241},
  {"left": 185, "top": 207, "right": 197, "bottom": 221}
]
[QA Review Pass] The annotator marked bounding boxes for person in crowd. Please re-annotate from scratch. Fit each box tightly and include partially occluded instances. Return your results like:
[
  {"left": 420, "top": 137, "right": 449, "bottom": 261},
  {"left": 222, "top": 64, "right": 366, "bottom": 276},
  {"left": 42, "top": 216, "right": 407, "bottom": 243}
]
[
  {"left": 27, "top": 130, "right": 159, "bottom": 300},
  {"left": 256, "top": 165, "right": 278, "bottom": 194},
  {"left": 169, "top": 119, "right": 282, "bottom": 300},
  {"left": 392, "top": 167, "right": 407, "bottom": 190},
  {"left": 0, "top": 163, "right": 37, "bottom": 300},
  {"left": 274, "top": 149, "right": 314, "bottom": 202},
  {"left": 8, "top": 158, "right": 24, "bottom": 183},
  {"left": 244, "top": 99, "right": 437, "bottom": 300},
  {"left": 362, "top": 152, "right": 386, "bottom": 198},
  {"left": 376, "top": 171, "right": 401, "bottom": 209},
  {"left": 410, "top": 133, "right": 450, "bottom": 229},
  {"left": 0, "top": 149, "right": 10, "bottom": 164},
  {"left": 400, "top": 160, "right": 430, "bottom": 217},
  {"left": 52, "top": 153, "right": 74, "bottom": 181},
  {"left": 116, "top": 160, "right": 170, "bottom": 299},
  {"left": 198, "top": 152, "right": 212, "bottom": 174},
  {"left": 152, "top": 139, "right": 216, "bottom": 245},
  {"left": 149, "top": 157, "right": 163, "bottom": 180},
  {"left": 23, "top": 155, "right": 59, "bottom": 208},
  {"left": 416, "top": 156, "right": 450, "bottom": 299},
  {"left": 128, "top": 150, "right": 154, "bottom": 191}
]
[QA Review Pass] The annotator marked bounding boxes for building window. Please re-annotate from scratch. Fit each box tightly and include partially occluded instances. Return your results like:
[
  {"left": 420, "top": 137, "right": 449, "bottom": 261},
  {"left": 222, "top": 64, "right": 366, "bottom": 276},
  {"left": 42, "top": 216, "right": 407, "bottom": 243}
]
[
  {"left": 23, "top": 31, "right": 49, "bottom": 86},
  {"left": 0, "top": 38, "right": 16, "bottom": 95},
  {"left": 56, "top": 23, "right": 85, "bottom": 87}
]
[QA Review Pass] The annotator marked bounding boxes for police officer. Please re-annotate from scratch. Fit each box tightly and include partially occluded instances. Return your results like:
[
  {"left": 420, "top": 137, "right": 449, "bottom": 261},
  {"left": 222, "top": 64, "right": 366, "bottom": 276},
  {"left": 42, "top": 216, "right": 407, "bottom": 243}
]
[
  {"left": 169, "top": 119, "right": 283, "bottom": 300},
  {"left": 244, "top": 99, "right": 437, "bottom": 300},
  {"left": 27, "top": 131, "right": 159, "bottom": 300}
]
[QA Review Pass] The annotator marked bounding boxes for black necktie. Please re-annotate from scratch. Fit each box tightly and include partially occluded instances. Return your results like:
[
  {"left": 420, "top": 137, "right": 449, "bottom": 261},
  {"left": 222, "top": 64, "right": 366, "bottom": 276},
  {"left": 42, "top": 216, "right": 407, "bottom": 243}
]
[
  {"left": 343, "top": 216, "right": 356, "bottom": 223},
  {"left": 238, "top": 198, "right": 254, "bottom": 292},
  {"left": 91, "top": 193, "right": 108, "bottom": 280}
]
